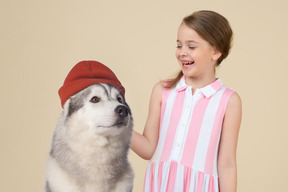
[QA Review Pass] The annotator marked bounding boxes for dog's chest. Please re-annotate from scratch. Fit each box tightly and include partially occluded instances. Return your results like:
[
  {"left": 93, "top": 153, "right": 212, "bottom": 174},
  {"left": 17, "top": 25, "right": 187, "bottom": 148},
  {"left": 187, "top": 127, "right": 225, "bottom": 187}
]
[{"left": 70, "top": 137, "right": 126, "bottom": 173}]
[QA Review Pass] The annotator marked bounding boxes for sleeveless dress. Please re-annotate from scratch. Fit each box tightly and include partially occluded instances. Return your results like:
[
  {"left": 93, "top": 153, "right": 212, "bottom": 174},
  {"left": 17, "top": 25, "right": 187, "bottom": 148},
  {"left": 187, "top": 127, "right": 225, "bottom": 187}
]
[{"left": 144, "top": 77, "right": 235, "bottom": 192}]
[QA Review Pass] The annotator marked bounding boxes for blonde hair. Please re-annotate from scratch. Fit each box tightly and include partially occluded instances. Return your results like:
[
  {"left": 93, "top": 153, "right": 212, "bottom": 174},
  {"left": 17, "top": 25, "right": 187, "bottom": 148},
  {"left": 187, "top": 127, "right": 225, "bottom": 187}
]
[{"left": 165, "top": 10, "right": 233, "bottom": 88}]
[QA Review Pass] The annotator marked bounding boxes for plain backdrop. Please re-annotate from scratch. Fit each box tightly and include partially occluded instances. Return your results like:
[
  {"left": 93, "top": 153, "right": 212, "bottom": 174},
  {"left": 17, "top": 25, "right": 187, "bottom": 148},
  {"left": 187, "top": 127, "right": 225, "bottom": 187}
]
[{"left": 0, "top": 0, "right": 287, "bottom": 191}]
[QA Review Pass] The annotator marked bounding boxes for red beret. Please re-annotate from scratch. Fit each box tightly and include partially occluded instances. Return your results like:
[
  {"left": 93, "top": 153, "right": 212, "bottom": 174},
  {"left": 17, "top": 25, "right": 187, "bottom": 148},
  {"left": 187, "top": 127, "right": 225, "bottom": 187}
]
[{"left": 58, "top": 60, "right": 125, "bottom": 108}]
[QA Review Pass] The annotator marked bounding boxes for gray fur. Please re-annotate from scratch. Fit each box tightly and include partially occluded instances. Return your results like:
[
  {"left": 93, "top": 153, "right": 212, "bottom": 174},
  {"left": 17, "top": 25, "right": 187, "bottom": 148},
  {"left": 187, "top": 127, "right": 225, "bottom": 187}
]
[
  {"left": 45, "top": 181, "right": 51, "bottom": 192},
  {"left": 67, "top": 88, "right": 91, "bottom": 117}
]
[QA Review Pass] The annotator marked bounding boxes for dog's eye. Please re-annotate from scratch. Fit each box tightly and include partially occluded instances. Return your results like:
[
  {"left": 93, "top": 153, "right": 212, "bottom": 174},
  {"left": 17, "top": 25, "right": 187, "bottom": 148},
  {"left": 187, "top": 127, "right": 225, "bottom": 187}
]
[
  {"left": 90, "top": 96, "right": 100, "bottom": 103},
  {"left": 117, "top": 96, "right": 123, "bottom": 103}
]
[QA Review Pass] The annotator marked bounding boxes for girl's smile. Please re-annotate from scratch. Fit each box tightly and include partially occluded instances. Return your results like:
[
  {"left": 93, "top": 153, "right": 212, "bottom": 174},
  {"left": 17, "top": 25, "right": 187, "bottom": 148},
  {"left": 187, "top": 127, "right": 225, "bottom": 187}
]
[{"left": 181, "top": 60, "right": 195, "bottom": 68}]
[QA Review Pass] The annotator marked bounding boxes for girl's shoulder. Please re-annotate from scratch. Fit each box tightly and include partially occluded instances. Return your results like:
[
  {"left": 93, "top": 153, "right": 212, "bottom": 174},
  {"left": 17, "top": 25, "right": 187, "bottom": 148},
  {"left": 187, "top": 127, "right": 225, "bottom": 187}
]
[
  {"left": 221, "top": 85, "right": 241, "bottom": 109},
  {"left": 161, "top": 78, "right": 180, "bottom": 90},
  {"left": 158, "top": 79, "right": 174, "bottom": 96},
  {"left": 150, "top": 81, "right": 165, "bottom": 104},
  {"left": 153, "top": 80, "right": 165, "bottom": 92},
  {"left": 150, "top": 79, "right": 176, "bottom": 104},
  {"left": 222, "top": 84, "right": 241, "bottom": 103},
  {"left": 223, "top": 90, "right": 242, "bottom": 122},
  {"left": 227, "top": 91, "right": 242, "bottom": 108}
]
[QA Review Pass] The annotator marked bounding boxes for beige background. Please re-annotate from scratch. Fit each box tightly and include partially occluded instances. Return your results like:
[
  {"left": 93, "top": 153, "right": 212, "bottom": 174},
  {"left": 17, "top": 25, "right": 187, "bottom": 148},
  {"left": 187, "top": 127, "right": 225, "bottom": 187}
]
[{"left": 0, "top": 0, "right": 287, "bottom": 191}]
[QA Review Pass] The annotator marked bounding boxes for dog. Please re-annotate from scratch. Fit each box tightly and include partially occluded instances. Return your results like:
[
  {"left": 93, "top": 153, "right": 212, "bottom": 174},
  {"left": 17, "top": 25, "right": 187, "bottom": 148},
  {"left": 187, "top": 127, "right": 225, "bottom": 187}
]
[{"left": 46, "top": 83, "right": 134, "bottom": 192}]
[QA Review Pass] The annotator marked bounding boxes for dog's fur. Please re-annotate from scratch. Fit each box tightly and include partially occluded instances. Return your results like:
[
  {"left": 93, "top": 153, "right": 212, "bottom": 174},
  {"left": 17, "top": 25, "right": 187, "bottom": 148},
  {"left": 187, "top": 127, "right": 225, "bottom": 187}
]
[{"left": 46, "top": 84, "right": 134, "bottom": 192}]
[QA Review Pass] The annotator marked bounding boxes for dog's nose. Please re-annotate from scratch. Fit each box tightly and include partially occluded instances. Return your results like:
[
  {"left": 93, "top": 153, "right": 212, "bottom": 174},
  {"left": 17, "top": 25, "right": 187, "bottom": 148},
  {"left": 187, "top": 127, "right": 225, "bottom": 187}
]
[{"left": 115, "top": 105, "right": 129, "bottom": 118}]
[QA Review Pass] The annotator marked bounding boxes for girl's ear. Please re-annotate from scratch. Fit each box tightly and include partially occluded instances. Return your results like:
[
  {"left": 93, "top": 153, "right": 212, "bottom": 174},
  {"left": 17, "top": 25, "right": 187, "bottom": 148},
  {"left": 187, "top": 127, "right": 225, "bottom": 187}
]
[{"left": 212, "top": 49, "right": 222, "bottom": 61}]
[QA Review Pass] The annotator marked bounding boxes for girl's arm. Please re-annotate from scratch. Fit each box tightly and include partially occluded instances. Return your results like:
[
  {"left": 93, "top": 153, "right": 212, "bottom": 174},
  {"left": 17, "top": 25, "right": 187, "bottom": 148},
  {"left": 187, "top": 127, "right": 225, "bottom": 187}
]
[
  {"left": 130, "top": 82, "right": 163, "bottom": 160},
  {"left": 218, "top": 92, "right": 242, "bottom": 192}
]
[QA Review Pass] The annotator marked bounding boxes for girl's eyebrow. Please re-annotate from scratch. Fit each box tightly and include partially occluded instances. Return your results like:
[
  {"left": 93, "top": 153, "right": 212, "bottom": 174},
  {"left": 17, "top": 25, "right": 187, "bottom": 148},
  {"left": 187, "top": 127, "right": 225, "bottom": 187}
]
[
  {"left": 187, "top": 40, "right": 199, "bottom": 44},
  {"left": 176, "top": 40, "right": 199, "bottom": 44}
]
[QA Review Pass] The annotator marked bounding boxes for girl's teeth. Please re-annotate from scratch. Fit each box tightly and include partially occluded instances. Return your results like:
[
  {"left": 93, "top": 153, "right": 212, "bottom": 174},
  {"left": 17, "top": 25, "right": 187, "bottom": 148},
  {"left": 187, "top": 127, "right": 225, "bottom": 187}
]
[{"left": 183, "top": 61, "right": 194, "bottom": 65}]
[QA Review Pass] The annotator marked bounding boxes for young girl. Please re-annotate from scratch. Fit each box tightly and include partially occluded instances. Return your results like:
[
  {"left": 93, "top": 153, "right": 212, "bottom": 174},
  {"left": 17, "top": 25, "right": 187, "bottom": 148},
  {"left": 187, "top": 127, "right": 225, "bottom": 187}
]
[{"left": 131, "top": 10, "right": 242, "bottom": 192}]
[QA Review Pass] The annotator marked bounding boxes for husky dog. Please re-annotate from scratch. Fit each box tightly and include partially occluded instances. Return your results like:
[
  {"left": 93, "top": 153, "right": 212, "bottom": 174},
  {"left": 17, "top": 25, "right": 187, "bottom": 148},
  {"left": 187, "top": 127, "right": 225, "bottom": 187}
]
[{"left": 46, "top": 83, "right": 134, "bottom": 192}]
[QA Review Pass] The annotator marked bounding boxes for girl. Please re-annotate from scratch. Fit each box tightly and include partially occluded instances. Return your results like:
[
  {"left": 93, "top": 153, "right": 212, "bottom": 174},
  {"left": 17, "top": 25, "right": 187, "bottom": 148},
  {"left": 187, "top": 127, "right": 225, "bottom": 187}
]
[{"left": 131, "top": 10, "right": 242, "bottom": 192}]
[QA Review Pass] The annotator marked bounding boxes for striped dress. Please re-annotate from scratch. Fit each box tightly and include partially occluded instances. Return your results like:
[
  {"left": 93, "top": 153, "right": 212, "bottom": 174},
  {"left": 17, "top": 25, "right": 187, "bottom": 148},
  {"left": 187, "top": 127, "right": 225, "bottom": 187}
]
[{"left": 144, "top": 77, "right": 235, "bottom": 192}]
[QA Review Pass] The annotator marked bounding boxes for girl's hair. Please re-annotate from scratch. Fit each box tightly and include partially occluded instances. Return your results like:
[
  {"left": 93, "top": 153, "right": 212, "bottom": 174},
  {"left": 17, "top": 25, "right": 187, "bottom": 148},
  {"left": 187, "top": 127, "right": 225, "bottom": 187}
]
[{"left": 165, "top": 10, "right": 233, "bottom": 88}]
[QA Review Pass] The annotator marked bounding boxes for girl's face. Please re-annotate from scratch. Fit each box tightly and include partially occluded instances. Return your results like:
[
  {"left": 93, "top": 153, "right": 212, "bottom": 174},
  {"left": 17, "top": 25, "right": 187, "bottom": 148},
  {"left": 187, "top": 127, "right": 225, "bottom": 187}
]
[{"left": 176, "top": 24, "right": 221, "bottom": 84}]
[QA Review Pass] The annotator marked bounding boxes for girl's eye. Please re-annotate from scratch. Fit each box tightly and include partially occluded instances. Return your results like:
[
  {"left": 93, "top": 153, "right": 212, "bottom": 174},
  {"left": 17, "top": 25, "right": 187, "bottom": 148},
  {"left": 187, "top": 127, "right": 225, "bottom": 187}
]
[
  {"left": 117, "top": 96, "right": 123, "bottom": 103},
  {"left": 90, "top": 96, "right": 100, "bottom": 103},
  {"left": 189, "top": 46, "right": 195, "bottom": 49},
  {"left": 176, "top": 45, "right": 182, "bottom": 49}
]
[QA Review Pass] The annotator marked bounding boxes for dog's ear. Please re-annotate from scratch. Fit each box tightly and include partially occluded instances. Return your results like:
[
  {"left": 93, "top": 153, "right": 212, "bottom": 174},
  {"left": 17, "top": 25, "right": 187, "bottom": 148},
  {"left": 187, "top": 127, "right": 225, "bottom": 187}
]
[{"left": 63, "top": 99, "right": 71, "bottom": 118}]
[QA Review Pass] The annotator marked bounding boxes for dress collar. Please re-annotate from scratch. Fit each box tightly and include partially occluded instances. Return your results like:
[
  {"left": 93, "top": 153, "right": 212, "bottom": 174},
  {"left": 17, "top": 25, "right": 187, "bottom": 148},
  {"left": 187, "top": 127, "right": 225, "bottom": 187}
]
[{"left": 176, "top": 76, "right": 223, "bottom": 98}]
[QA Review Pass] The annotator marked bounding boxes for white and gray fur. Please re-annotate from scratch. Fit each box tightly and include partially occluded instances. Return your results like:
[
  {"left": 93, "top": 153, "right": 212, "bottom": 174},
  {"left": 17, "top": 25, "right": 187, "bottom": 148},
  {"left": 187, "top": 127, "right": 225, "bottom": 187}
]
[{"left": 46, "top": 84, "right": 134, "bottom": 192}]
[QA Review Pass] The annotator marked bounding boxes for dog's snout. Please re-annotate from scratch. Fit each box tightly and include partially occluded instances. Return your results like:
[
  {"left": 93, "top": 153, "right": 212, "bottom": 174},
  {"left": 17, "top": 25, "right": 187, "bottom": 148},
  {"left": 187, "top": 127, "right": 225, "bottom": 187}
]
[{"left": 115, "top": 105, "right": 128, "bottom": 118}]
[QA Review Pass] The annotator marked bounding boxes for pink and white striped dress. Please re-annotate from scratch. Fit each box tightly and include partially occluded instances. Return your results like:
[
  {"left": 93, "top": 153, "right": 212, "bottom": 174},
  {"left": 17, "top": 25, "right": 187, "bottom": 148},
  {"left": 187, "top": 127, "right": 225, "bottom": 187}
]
[{"left": 144, "top": 77, "right": 235, "bottom": 192}]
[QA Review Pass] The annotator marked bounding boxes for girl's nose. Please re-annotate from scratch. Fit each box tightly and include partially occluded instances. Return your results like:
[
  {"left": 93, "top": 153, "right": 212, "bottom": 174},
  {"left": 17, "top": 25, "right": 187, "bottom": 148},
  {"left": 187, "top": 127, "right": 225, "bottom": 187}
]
[{"left": 179, "top": 48, "right": 188, "bottom": 56}]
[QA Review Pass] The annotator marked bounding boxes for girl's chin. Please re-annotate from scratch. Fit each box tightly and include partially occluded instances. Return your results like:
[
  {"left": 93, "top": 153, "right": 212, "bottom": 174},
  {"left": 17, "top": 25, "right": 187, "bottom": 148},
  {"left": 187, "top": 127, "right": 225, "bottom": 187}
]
[{"left": 181, "top": 66, "right": 196, "bottom": 77}]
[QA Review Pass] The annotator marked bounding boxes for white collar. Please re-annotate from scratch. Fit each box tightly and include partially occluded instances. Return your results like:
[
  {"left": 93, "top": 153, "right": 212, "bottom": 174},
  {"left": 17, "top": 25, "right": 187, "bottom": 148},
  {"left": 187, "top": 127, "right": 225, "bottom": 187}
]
[{"left": 176, "top": 76, "right": 223, "bottom": 98}]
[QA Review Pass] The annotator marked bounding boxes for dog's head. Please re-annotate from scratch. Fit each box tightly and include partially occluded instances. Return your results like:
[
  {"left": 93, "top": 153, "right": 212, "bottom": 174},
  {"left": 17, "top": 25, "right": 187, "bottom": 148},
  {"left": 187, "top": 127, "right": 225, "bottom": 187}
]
[{"left": 62, "top": 83, "right": 133, "bottom": 138}]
